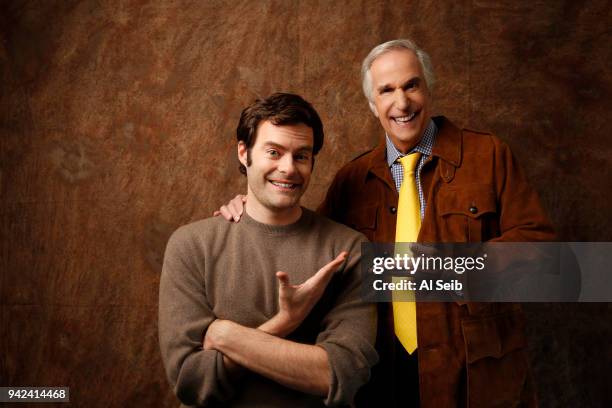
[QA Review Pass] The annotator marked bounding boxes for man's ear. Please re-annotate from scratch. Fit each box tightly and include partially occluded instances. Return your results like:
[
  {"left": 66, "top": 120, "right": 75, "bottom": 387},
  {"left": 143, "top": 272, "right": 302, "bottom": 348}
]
[
  {"left": 369, "top": 101, "right": 379, "bottom": 118},
  {"left": 237, "top": 141, "right": 248, "bottom": 167}
]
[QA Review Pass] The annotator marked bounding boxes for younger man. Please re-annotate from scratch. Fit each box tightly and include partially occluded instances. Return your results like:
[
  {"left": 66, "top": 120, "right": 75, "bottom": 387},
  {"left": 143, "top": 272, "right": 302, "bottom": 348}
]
[{"left": 159, "top": 93, "right": 377, "bottom": 407}]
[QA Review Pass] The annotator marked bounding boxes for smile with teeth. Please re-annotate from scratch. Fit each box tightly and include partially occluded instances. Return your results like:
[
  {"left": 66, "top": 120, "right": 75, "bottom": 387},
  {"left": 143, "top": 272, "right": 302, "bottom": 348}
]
[
  {"left": 270, "top": 180, "right": 299, "bottom": 189},
  {"left": 393, "top": 111, "right": 418, "bottom": 123}
]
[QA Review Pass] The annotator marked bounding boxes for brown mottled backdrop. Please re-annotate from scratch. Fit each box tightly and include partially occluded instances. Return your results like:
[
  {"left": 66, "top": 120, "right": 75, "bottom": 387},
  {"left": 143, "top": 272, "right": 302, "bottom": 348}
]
[{"left": 1, "top": 1, "right": 611, "bottom": 407}]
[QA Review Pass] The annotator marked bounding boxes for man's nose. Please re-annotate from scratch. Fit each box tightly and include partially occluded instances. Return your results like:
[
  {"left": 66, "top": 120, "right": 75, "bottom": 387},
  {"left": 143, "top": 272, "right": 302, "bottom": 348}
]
[
  {"left": 393, "top": 89, "right": 410, "bottom": 110},
  {"left": 278, "top": 155, "right": 296, "bottom": 175}
]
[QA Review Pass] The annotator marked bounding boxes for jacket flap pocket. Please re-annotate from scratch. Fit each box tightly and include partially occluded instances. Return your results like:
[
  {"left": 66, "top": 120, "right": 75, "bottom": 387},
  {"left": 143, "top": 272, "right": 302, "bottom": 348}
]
[
  {"left": 462, "top": 310, "right": 527, "bottom": 364},
  {"left": 346, "top": 205, "right": 378, "bottom": 231},
  {"left": 437, "top": 184, "right": 497, "bottom": 218}
]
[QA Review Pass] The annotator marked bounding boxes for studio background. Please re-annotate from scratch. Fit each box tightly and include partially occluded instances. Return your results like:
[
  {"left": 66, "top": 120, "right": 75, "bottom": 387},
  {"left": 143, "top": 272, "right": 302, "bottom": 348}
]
[{"left": 1, "top": 1, "right": 611, "bottom": 406}]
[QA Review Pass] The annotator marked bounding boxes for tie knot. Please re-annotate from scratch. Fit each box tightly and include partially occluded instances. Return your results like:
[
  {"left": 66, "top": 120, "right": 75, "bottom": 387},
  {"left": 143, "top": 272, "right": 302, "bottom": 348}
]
[{"left": 398, "top": 152, "right": 421, "bottom": 175}]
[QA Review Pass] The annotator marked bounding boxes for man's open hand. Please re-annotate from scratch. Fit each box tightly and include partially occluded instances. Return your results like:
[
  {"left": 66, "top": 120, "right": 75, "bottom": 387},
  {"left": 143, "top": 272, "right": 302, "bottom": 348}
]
[{"left": 273, "top": 251, "right": 348, "bottom": 334}]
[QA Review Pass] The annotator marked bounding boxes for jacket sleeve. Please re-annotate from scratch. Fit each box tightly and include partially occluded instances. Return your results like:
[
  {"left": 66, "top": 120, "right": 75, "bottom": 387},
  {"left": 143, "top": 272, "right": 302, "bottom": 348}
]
[
  {"left": 489, "top": 136, "right": 556, "bottom": 242},
  {"left": 158, "top": 227, "right": 236, "bottom": 406},
  {"left": 315, "top": 235, "right": 379, "bottom": 406},
  {"left": 484, "top": 137, "right": 582, "bottom": 300}
]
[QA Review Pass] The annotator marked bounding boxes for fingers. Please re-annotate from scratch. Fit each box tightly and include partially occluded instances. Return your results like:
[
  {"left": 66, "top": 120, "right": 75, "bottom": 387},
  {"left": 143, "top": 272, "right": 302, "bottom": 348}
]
[
  {"left": 214, "top": 195, "right": 247, "bottom": 221},
  {"left": 278, "top": 252, "right": 349, "bottom": 292},
  {"left": 311, "top": 251, "right": 349, "bottom": 284},
  {"left": 276, "top": 271, "right": 290, "bottom": 287},
  {"left": 409, "top": 242, "right": 432, "bottom": 254},
  {"left": 228, "top": 197, "right": 244, "bottom": 222},
  {"left": 219, "top": 206, "right": 235, "bottom": 221},
  {"left": 328, "top": 251, "right": 348, "bottom": 267}
]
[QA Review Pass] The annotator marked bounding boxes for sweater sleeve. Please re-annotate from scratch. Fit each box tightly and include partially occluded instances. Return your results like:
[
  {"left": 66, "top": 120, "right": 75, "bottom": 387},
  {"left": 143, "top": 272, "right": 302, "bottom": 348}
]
[
  {"left": 158, "top": 226, "right": 236, "bottom": 406},
  {"left": 315, "top": 236, "right": 379, "bottom": 407}
]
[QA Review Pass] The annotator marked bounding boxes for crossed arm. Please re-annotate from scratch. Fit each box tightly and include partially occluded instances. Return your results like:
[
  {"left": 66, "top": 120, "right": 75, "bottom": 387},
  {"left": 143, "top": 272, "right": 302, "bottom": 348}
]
[
  {"left": 205, "top": 319, "right": 331, "bottom": 395},
  {"left": 158, "top": 230, "right": 359, "bottom": 406},
  {"left": 202, "top": 252, "right": 347, "bottom": 396}
]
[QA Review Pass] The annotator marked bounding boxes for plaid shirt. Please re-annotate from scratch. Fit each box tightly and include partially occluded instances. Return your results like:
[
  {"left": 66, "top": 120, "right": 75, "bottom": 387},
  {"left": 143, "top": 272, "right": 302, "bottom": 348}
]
[{"left": 385, "top": 119, "right": 438, "bottom": 219}]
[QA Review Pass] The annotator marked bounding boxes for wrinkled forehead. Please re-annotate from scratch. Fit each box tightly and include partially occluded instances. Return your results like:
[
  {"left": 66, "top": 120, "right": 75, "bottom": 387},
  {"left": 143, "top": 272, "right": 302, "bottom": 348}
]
[{"left": 370, "top": 49, "right": 423, "bottom": 83}]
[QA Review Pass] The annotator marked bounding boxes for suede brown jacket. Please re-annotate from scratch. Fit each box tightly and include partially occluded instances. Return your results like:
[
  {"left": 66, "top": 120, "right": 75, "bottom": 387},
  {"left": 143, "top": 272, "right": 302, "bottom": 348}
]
[{"left": 318, "top": 116, "right": 555, "bottom": 407}]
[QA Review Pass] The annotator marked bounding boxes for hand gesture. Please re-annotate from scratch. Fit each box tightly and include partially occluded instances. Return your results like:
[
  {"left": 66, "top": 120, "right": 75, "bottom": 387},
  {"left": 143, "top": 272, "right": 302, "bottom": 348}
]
[
  {"left": 213, "top": 194, "right": 247, "bottom": 222},
  {"left": 274, "top": 252, "right": 348, "bottom": 334}
]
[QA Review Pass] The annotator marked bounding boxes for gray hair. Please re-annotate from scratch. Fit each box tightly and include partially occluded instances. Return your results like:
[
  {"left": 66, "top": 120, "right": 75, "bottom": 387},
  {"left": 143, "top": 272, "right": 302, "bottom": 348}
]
[{"left": 361, "top": 39, "right": 435, "bottom": 108}]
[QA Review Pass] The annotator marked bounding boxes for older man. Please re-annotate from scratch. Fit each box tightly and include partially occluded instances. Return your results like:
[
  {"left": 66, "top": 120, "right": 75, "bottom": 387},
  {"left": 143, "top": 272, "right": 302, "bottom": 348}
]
[{"left": 218, "top": 40, "right": 554, "bottom": 407}]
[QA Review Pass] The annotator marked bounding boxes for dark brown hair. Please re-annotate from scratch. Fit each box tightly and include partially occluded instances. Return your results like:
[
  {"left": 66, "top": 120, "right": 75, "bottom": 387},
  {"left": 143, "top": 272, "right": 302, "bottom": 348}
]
[{"left": 236, "top": 93, "right": 324, "bottom": 174}]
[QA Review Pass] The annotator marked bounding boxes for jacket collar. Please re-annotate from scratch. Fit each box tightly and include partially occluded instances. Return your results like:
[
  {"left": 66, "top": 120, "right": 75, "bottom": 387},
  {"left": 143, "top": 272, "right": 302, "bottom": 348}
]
[
  {"left": 430, "top": 116, "right": 462, "bottom": 167},
  {"left": 367, "top": 140, "right": 396, "bottom": 192}
]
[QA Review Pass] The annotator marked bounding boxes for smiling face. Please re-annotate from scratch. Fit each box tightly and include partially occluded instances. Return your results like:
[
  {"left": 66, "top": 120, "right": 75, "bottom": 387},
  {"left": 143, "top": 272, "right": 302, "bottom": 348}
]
[
  {"left": 238, "top": 120, "right": 314, "bottom": 225},
  {"left": 369, "top": 49, "right": 432, "bottom": 153}
]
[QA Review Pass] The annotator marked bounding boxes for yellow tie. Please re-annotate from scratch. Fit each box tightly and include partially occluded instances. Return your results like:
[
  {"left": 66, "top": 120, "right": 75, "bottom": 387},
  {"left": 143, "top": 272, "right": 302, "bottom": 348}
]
[{"left": 393, "top": 152, "right": 421, "bottom": 354}]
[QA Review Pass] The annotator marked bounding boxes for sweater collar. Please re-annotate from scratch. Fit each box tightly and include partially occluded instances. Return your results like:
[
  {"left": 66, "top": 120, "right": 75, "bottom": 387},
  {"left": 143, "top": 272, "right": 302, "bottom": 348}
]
[{"left": 241, "top": 207, "right": 313, "bottom": 236}]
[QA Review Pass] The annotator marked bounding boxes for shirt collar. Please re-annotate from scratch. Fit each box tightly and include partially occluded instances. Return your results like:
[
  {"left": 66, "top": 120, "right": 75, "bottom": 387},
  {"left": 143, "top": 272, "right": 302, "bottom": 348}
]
[{"left": 385, "top": 119, "right": 437, "bottom": 167}]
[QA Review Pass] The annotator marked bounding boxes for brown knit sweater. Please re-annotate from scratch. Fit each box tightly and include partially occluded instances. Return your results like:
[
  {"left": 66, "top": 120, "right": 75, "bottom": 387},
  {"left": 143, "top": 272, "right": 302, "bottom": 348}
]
[{"left": 159, "top": 208, "right": 378, "bottom": 407}]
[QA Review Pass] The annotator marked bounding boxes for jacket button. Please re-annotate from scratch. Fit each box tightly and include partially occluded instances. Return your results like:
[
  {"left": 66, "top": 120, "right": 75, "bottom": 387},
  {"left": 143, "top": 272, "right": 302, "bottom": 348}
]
[
  {"left": 390, "top": 206, "right": 397, "bottom": 214},
  {"left": 469, "top": 206, "right": 478, "bottom": 214}
]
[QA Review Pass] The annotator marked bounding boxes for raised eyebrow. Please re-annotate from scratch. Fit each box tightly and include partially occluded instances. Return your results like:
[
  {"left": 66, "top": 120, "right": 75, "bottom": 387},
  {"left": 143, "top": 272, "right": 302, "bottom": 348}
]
[
  {"left": 263, "top": 143, "right": 313, "bottom": 153},
  {"left": 263, "top": 142, "right": 285, "bottom": 150}
]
